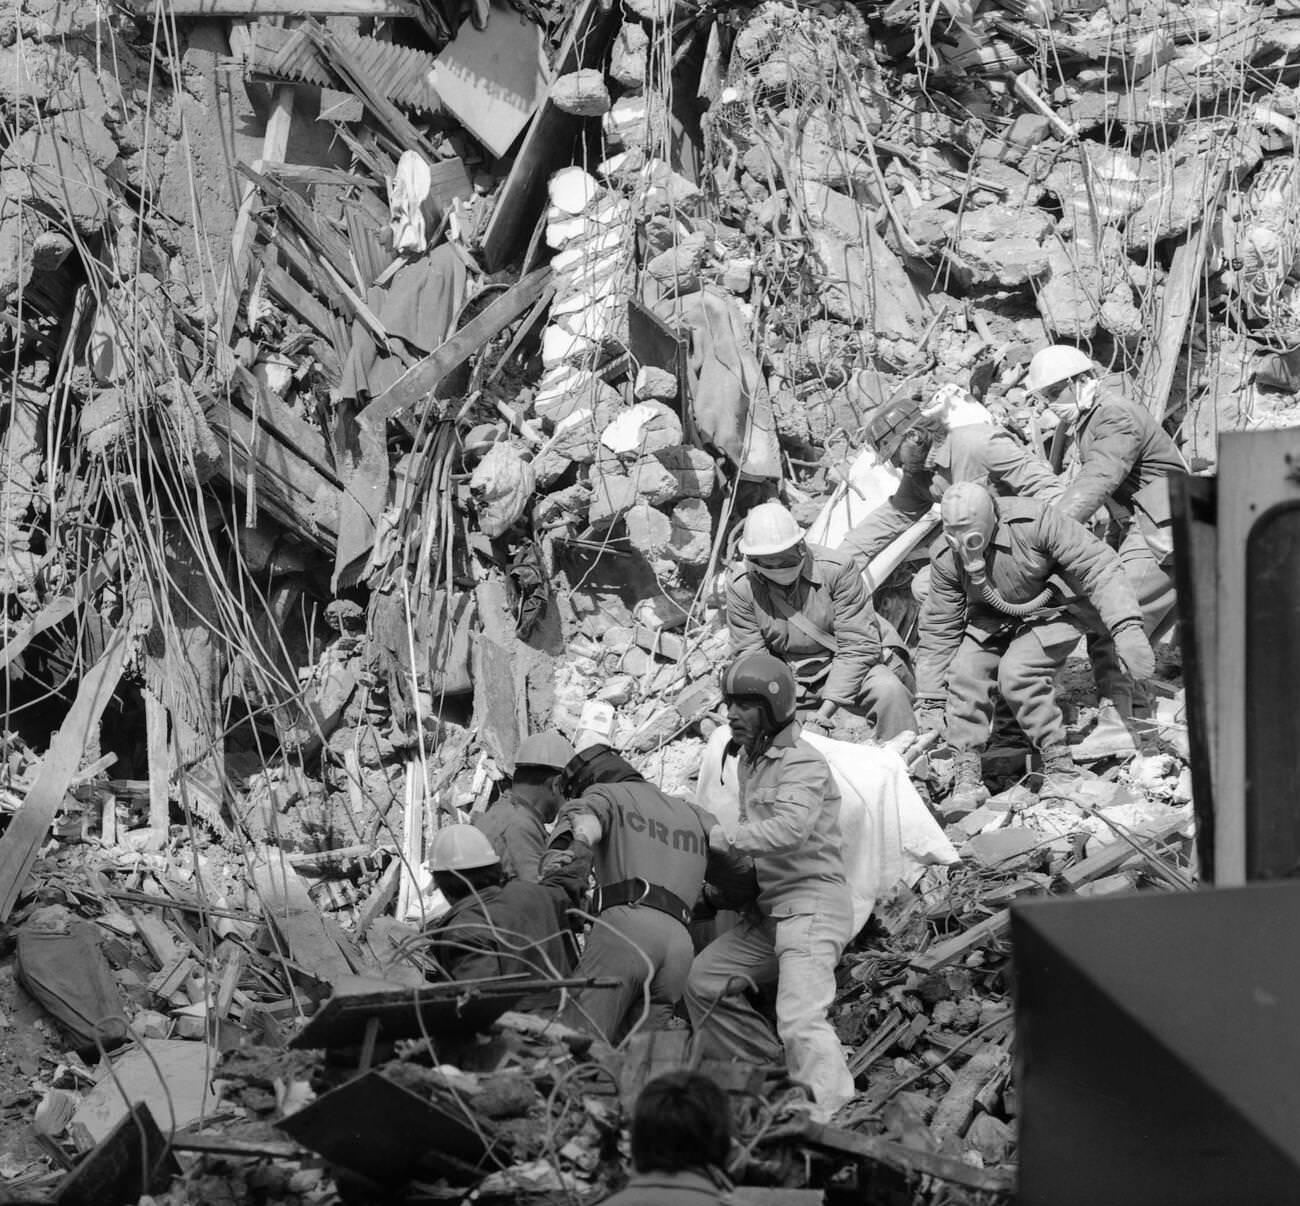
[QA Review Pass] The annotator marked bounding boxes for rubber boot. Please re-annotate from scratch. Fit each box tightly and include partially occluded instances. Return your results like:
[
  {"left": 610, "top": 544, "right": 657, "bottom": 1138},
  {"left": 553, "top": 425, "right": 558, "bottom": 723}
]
[
  {"left": 1037, "top": 744, "right": 1080, "bottom": 803},
  {"left": 947, "top": 750, "right": 990, "bottom": 813},
  {"left": 1072, "top": 698, "right": 1141, "bottom": 762}
]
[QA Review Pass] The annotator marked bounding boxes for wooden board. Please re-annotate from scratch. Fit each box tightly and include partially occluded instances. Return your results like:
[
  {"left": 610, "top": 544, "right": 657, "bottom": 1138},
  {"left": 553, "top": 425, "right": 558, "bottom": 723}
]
[
  {"left": 127, "top": 0, "right": 420, "bottom": 13},
  {"left": 432, "top": 0, "right": 548, "bottom": 159},
  {"left": 0, "top": 629, "right": 131, "bottom": 920},
  {"left": 251, "top": 850, "right": 354, "bottom": 983},
  {"left": 909, "top": 911, "right": 1009, "bottom": 973}
]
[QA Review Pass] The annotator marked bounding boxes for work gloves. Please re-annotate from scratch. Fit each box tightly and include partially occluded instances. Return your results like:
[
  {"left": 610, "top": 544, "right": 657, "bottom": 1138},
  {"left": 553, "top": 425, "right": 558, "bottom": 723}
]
[{"left": 1113, "top": 626, "right": 1156, "bottom": 681}]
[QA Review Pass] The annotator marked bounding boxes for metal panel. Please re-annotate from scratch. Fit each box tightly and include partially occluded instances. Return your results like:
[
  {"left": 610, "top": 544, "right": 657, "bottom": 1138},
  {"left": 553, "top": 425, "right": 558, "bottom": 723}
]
[{"left": 1014, "top": 882, "right": 1300, "bottom": 1206}]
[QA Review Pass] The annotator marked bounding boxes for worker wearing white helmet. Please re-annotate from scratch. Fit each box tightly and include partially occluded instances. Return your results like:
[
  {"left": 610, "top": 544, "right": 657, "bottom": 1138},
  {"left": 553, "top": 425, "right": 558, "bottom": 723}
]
[
  {"left": 726, "top": 501, "right": 916, "bottom": 739},
  {"left": 1024, "top": 346, "right": 1187, "bottom": 759},
  {"left": 420, "top": 823, "right": 592, "bottom": 1023},
  {"left": 473, "top": 728, "right": 575, "bottom": 882}
]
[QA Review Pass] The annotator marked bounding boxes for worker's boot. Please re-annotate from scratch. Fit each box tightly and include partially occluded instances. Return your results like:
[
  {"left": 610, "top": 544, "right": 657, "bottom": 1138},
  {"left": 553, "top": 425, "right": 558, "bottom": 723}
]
[
  {"left": 1072, "top": 697, "right": 1141, "bottom": 762},
  {"left": 947, "top": 750, "right": 990, "bottom": 813},
  {"left": 1037, "top": 744, "right": 1081, "bottom": 804}
]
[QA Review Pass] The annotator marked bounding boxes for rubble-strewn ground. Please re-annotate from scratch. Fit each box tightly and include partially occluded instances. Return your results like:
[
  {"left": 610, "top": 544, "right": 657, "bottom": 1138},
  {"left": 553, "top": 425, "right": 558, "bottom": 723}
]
[{"left": 0, "top": 0, "right": 1278, "bottom": 1196}]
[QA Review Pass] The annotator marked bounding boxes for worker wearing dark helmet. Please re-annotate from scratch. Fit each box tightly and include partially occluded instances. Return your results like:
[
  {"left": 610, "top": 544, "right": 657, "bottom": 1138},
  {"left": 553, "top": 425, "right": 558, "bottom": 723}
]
[
  {"left": 685, "top": 652, "right": 856, "bottom": 1124},
  {"left": 541, "top": 745, "right": 750, "bottom": 1045},
  {"left": 1025, "top": 346, "right": 1186, "bottom": 759},
  {"left": 420, "top": 824, "right": 591, "bottom": 1023},
  {"left": 916, "top": 482, "right": 1154, "bottom": 809},
  {"left": 473, "top": 728, "right": 575, "bottom": 882},
  {"left": 727, "top": 501, "right": 916, "bottom": 740}
]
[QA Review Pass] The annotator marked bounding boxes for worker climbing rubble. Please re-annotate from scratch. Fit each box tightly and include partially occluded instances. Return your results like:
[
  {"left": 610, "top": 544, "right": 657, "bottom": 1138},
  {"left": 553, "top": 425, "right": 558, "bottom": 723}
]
[
  {"left": 541, "top": 743, "right": 748, "bottom": 1045},
  {"left": 473, "top": 729, "right": 575, "bottom": 881},
  {"left": 839, "top": 381, "right": 1062, "bottom": 574},
  {"left": 727, "top": 501, "right": 916, "bottom": 740},
  {"left": 419, "top": 824, "right": 591, "bottom": 1021},
  {"left": 686, "top": 652, "right": 856, "bottom": 1124},
  {"left": 915, "top": 482, "right": 1155, "bottom": 810},
  {"left": 1026, "top": 345, "right": 1187, "bottom": 761}
]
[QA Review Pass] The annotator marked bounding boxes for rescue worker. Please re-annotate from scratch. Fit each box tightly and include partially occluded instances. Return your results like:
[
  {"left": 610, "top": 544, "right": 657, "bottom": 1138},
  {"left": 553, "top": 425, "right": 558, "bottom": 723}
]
[
  {"left": 543, "top": 744, "right": 742, "bottom": 1044},
  {"left": 915, "top": 482, "right": 1155, "bottom": 809},
  {"left": 421, "top": 824, "right": 591, "bottom": 1024},
  {"left": 727, "top": 501, "right": 916, "bottom": 740},
  {"left": 1025, "top": 345, "right": 1186, "bottom": 759},
  {"left": 473, "top": 729, "right": 574, "bottom": 881},
  {"left": 840, "top": 383, "right": 1062, "bottom": 571},
  {"left": 597, "top": 1071, "right": 734, "bottom": 1205},
  {"left": 685, "top": 652, "right": 856, "bottom": 1124}
]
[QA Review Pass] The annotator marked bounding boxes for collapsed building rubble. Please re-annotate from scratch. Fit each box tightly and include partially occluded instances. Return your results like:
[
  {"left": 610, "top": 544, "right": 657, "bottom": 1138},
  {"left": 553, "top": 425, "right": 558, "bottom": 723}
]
[{"left": 0, "top": 0, "right": 1288, "bottom": 1195}]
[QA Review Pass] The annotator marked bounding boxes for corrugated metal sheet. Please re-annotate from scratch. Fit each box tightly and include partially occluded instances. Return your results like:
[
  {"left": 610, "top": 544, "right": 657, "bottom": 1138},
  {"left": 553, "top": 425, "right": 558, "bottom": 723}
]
[{"left": 248, "top": 24, "right": 442, "bottom": 115}]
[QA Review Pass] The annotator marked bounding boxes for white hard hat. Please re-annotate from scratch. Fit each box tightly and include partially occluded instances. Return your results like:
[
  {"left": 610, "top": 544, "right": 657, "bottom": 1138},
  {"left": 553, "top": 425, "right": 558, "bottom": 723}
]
[
  {"left": 737, "top": 502, "right": 803, "bottom": 557},
  {"left": 429, "top": 824, "right": 500, "bottom": 872},
  {"left": 1025, "top": 345, "right": 1095, "bottom": 394}
]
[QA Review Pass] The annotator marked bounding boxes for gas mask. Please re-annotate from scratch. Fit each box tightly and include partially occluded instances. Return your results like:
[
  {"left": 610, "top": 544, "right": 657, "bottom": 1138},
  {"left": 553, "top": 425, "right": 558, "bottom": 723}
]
[{"left": 939, "top": 482, "right": 997, "bottom": 585}]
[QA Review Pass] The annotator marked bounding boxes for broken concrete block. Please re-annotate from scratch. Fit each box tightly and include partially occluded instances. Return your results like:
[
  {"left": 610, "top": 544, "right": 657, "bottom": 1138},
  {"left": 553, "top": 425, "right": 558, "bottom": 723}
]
[
  {"left": 635, "top": 366, "right": 677, "bottom": 402},
  {"left": 624, "top": 502, "right": 673, "bottom": 557},
  {"left": 2, "top": 129, "right": 110, "bottom": 235},
  {"left": 1099, "top": 286, "right": 1144, "bottom": 340},
  {"left": 588, "top": 468, "right": 637, "bottom": 526},
  {"left": 48, "top": 109, "right": 118, "bottom": 171},
  {"left": 722, "top": 258, "right": 753, "bottom": 293},
  {"left": 646, "top": 235, "right": 708, "bottom": 296},
  {"left": 541, "top": 323, "right": 597, "bottom": 370},
  {"left": 628, "top": 455, "right": 682, "bottom": 507},
  {"left": 469, "top": 443, "right": 536, "bottom": 537},
  {"left": 610, "top": 22, "right": 648, "bottom": 90},
  {"left": 603, "top": 95, "right": 659, "bottom": 150},
  {"left": 948, "top": 204, "right": 1054, "bottom": 287},
  {"left": 623, "top": 704, "right": 683, "bottom": 752},
  {"left": 600, "top": 401, "right": 683, "bottom": 457},
  {"left": 548, "top": 166, "right": 601, "bottom": 216},
  {"left": 597, "top": 674, "right": 635, "bottom": 706},
  {"left": 806, "top": 212, "right": 924, "bottom": 338},
  {"left": 654, "top": 445, "right": 715, "bottom": 498},
  {"left": 31, "top": 229, "right": 73, "bottom": 273},
  {"left": 0, "top": 43, "right": 62, "bottom": 106},
  {"left": 1036, "top": 239, "right": 1103, "bottom": 340},
  {"left": 551, "top": 69, "right": 611, "bottom": 117},
  {"left": 667, "top": 498, "right": 712, "bottom": 567}
]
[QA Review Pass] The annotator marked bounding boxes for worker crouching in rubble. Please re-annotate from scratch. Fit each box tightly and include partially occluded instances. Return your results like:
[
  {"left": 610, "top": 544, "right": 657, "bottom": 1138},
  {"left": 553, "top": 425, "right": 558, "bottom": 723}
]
[
  {"left": 685, "top": 652, "right": 856, "bottom": 1124},
  {"left": 421, "top": 824, "right": 591, "bottom": 1022},
  {"left": 542, "top": 744, "right": 752, "bottom": 1045},
  {"left": 1026, "top": 345, "right": 1187, "bottom": 760},
  {"left": 916, "top": 482, "right": 1155, "bottom": 809},
  {"left": 839, "top": 382, "right": 1062, "bottom": 572},
  {"left": 473, "top": 729, "right": 574, "bottom": 882},
  {"left": 727, "top": 501, "right": 916, "bottom": 740}
]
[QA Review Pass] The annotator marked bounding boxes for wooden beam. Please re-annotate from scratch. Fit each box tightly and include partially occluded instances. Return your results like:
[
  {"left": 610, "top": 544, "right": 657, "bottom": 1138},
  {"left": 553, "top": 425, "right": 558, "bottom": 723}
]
[
  {"left": 0, "top": 629, "right": 131, "bottom": 920},
  {"left": 251, "top": 849, "right": 354, "bottom": 983},
  {"left": 144, "top": 689, "right": 170, "bottom": 834},
  {"left": 362, "top": 266, "right": 554, "bottom": 431},
  {"left": 909, "top": 911, "right": 1009, "bottom": 972}
]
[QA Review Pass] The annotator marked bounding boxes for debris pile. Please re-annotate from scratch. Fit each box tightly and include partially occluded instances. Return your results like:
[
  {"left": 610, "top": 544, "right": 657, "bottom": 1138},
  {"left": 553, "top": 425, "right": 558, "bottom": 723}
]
[{"left": 0, "top": 0, "right": 1282, "bottom": 1195}]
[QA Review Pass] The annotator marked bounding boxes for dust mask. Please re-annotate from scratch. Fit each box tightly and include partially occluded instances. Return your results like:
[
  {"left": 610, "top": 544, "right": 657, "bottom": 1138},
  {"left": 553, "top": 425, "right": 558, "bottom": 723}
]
[{"left": 747, "top": 560, "right": 803, "bottom": 587}]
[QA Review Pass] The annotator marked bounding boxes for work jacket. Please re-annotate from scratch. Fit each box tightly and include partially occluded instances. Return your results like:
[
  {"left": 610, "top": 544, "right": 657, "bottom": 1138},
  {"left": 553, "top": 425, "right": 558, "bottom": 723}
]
[
  {"left": 597, "top": 1169, "right": 730, "bottom": 1205},
  {"left": 726, "top": 544, "right": 885, "bottom": 706},
  {"left": 1055, "top": 394, "right": 1186, "bottom": 551},
  {"left": 930, "top": 422, "right": 1064, "bottom": 504},
  {"left": 473, "top": 792, "right": 547, "bottom": 882},
  {"left": 559, "top": 779, "right": 715, "bottom": 917},
  {"left": 423, "top": 878, "right": 575, "bottom": 987},
  {"left": 914, "top": 497, "right": 1143, "bottom": 697},
  {"left": 732, "top": 723, "right": 849, "bottom": 918}
]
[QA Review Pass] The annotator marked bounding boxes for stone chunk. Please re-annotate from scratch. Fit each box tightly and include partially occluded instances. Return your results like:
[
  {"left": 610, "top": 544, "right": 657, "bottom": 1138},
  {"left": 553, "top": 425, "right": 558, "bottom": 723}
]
[
  {"left": 551, "top": 69, "right": 611, "bottom": 117},
  {"left": 624, "top": 502, "right": 673, "bottom": 557},
  {"left": 653, "top": 445, "right": 715, "bottom": 497},
  {"left": 629, "top": 455, "right": 682, "bottom": 507},
  {"left": 949, "top": 204, "right": 1054, "bottom": 287},
  {"left": 610, "top": 22, "right": 648, "bottom": 90},
  {"left": 2, "top": 129, "right": 111, "bottom": 234},
  {"left": 600, "top": 401, "right": 683, "bottom": 457},
  {"left": 634, "top": 365, "right": 678, "bottom": 402},
  {"left": 666, "top": 498, "right": 712, "bottom": 566}
]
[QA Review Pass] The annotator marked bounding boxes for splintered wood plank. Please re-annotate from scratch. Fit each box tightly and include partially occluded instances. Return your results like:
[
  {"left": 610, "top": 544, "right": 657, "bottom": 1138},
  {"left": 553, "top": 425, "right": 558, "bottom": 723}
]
[
  {"left": 909, "top": 911, "right": 1009, "bottom": 973},
  {"left": 0, "top": 630, "right": 132, "bottom": 920},
  {"left": 251, "top": 850, "right": 353, "bottom": 983}
]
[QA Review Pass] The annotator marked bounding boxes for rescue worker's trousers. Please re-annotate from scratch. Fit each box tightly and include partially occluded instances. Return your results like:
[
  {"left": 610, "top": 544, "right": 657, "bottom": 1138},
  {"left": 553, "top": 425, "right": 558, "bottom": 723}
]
[
  {"left": 561, "top": 905, "right": 692, "bottom": 1044},
  {"left": 800, "top": 659, "right": 917, "bottom": 740},
  {"left": 684, "top": 897, "right": 856, "bottom": 1121},
  {"left": 946, "top": 618, "right": 1079, "bottom": 753}
]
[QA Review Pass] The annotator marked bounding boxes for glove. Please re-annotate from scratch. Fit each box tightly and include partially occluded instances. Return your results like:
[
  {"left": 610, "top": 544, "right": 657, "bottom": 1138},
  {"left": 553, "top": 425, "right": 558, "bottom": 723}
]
[{"left": 1113, "top": 626, "right": 1155, "bottom": 681}]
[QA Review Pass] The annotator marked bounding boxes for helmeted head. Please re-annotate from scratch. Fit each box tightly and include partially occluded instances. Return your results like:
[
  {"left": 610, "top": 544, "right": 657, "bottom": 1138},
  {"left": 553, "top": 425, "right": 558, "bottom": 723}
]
[
  {"left": 721, "top": 651, "right": 798, "bottom": 750},
  {"left": 940, "top": 482, "right": 998, "bottom": 584},
  {"left": 1025, "top": 345, "right": 1097, "bottom": 423},
  {"left": 429, "top": 824, "right": 500, "bottom": 874},
  {"left": 560, "top": 744, "right": 645, "bottom": 798},
  {"left": 511, "top": 729, "right": 575, "bottom": 823},
  {"left": 737, "top": 502, "right": 806, "bottom": 587}
]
